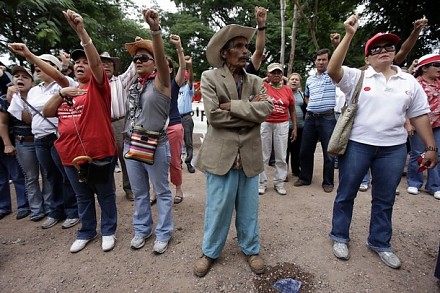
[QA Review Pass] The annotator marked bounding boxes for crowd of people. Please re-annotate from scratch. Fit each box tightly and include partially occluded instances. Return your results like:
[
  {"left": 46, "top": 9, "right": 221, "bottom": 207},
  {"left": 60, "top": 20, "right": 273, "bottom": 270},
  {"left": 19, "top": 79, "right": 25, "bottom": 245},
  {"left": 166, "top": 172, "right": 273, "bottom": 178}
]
[{"left": 0, "top": 6, "right": 439, "bottom": 284}]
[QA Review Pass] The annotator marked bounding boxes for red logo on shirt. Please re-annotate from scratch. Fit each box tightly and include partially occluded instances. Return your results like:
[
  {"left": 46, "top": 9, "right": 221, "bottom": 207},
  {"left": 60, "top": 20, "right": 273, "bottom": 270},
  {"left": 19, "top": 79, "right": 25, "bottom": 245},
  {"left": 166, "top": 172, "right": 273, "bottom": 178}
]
[{"left": 364, "top": 87, "right": 371, "bottom": 91}]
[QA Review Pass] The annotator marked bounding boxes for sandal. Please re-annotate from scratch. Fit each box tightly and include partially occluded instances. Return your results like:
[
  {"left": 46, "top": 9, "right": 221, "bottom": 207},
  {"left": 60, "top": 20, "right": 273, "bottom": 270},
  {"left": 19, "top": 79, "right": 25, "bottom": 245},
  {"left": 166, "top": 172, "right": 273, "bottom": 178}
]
[
  {"left": 150, "top": 198, "right": 157, "bottom": 206},
  {"left": 174, "top": 194, "right": 183, "bottom": 204}
]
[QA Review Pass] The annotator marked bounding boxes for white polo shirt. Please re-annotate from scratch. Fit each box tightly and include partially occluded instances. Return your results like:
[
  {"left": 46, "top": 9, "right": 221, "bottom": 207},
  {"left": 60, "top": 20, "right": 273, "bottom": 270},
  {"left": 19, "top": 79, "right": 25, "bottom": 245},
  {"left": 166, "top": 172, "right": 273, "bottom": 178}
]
[{"left": 337, "top": 65, "right": 429, "bottom": 146}]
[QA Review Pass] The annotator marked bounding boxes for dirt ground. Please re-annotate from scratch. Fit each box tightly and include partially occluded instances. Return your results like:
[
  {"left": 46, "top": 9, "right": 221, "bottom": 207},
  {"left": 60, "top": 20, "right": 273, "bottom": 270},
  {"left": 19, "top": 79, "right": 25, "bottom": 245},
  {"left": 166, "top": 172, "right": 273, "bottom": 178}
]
[{"left": 1, "top": 141, "right": 440, "bottom": 293}]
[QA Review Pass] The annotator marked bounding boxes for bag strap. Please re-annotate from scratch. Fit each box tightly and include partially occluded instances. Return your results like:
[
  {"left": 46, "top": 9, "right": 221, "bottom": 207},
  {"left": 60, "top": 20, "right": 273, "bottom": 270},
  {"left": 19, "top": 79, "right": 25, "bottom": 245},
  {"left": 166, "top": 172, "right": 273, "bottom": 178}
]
[
  {"left": 350, "top": 70, "right": 365, "bottom": 105},
  {"left": 21, "top": 97, "right": 58, "bottom": 131}
]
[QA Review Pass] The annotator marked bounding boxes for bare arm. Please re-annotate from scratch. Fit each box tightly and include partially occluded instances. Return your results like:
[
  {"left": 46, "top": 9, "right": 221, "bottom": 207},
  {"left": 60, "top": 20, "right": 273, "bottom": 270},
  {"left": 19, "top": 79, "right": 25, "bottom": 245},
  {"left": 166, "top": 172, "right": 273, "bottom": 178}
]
[
  {"left": 170, "top": 34, "right": 186, "bottom": 87},
  {"left": 327, "top": 15, "right": 359, "bottom": 83},
  {"left": 250, "top": 6, "right": 267, "bottom": 71},
  {"left": 394, "top": 18, "right": 428, "bottom": 65},
  {"left": 63, "top": 10, "right": 104, "bottom": 85},
  {"left": 410, "top": 114, "right": 438, "bottom": 168},
  {"left": 290, "top": 105, "right": 297, "bottom": 142},
  {"left": 0, "top": 111, "right": 15, "bottom": 155},
  {"left": 187, "top": 56, "right": 194, "bottom": 87}
]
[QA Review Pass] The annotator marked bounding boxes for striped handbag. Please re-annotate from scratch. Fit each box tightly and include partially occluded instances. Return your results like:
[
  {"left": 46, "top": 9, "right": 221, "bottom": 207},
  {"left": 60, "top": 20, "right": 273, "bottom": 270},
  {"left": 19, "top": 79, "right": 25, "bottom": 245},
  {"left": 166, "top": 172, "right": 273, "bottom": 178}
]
[{"left": 124, "top": 125, "right": 161, "bottom": 165}]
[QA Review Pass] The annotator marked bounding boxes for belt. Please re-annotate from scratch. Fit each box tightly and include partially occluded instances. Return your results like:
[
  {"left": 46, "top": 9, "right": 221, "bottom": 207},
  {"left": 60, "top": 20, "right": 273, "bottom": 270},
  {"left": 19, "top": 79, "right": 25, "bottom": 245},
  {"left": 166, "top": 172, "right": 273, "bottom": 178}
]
[
  {"left": 15, "top": 135, "right": 34, "bottom": 143},
  {"left": 180, "top": 112, "right": 191, "bottom": 118},
  {"left": 111, "top": 116, "right": 125, "bottom": 122},
  {"left": 306, "top": 110, "right": 335, "bottom": 118}
]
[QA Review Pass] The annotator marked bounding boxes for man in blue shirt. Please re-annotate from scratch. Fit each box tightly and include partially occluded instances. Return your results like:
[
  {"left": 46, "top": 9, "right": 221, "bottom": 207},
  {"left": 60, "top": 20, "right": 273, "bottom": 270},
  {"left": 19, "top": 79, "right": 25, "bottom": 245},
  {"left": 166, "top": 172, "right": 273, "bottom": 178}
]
[{"left": 294, "top": 48, "right": 337, "bottom": 193}]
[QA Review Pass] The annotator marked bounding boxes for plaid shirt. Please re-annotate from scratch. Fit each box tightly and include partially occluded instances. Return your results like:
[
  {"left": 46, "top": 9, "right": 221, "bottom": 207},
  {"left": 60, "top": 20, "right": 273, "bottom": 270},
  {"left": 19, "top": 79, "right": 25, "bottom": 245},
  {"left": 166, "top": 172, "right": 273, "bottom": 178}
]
[{"left": 417, "top": 76, "right": 440, "bottom": 128}]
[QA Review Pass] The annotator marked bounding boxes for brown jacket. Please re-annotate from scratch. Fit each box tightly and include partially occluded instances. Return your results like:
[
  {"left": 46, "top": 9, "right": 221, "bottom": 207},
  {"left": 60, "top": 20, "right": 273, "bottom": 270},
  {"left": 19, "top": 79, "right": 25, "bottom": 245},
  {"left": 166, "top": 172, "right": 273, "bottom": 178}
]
[{"left": 196, "top": 65, "right": 273, "bottom": 177}]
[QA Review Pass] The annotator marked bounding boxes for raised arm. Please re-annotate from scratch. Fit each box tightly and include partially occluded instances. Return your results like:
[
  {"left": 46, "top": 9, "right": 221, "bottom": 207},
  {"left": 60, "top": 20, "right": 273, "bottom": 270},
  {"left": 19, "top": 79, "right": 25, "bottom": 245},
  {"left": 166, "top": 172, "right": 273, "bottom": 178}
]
[
  {"left": 8, "top": 43, "right": 69, "bottom": 88},
  {"left": 250, "top": 6, "right": 267, "bottom": 71},
  {"left": 186, "top": 56, "right": 194, "bottom": 87},
  {"left": 394, "top": 17, "right": 428, "bottom": 66},
  {"left": 143, "top": 9, "right": 170, "bottom": 96},
  {"left": 170, "top": 34, "right": 186, "bottom": 87},
  {"left": 327, "top": 15, "right": 359, "bottom": 83},
  {"left": 63, "top": 10, "right": 104, "bottom": 85}
]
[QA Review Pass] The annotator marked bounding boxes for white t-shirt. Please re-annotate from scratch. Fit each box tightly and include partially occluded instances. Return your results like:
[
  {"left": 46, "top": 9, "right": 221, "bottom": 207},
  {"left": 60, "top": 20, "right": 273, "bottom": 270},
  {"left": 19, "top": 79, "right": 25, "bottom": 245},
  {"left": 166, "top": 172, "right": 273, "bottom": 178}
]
[
  {"left": 337, "top": 65, "right": 429, "bottom": 146},
  {"left": 8, "top": 77, "right": 76, "bottom": 138}
]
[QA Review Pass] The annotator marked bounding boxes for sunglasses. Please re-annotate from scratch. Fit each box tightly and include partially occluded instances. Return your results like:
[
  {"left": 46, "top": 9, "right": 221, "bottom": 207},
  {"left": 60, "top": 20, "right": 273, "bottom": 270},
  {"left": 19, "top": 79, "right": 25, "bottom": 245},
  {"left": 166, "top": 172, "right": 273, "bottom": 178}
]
[
  {"left": 368, "top": 44, "right": 395, "bottom": 56},
  {"left": 132, "top": 54, "right": 154, "bottom": 63}
]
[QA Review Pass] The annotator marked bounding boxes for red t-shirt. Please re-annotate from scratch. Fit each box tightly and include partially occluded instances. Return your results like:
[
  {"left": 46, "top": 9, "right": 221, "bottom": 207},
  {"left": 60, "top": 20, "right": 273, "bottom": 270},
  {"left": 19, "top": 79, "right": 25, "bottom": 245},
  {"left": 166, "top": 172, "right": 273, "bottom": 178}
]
[
  {"left": 55, "top": 72, "right": 115, "bottom": 166},
  {"left": 264, "top": 82, "right": 295, "bottom": 123}
]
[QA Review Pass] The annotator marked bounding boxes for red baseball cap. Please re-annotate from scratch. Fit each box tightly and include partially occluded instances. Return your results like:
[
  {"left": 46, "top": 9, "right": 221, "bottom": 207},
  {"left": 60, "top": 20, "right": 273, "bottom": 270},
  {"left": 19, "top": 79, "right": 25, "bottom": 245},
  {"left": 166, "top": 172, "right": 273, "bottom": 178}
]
[{"left": 365, "top": 33, "right": 400, "bottom": 56}]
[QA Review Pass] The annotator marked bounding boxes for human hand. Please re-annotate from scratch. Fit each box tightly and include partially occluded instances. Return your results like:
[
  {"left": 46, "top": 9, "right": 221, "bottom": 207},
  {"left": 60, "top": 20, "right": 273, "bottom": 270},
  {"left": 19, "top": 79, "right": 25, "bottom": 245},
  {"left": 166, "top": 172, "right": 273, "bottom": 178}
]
[
  {"left": 290, "top": 128, "right": 297, "bottom": 142},
  {"left": 219, "top": 102, "right": 231, "bottom": 111},
  {"left": 60, "top": 87, "right": 88, "bottom": 97},
  {"left": 135, "top": 36, "right": 143, "bottom": 42},
  {"left": 143, "top": 9, "right": 160, "bottom": 30},
  {"left": 343, "top": 15, "right": 359, "bottom": 35},
  {"left": 255, "top": 6, "right": 268, "bottom": 27},
  {"left": 330, "top": 33, "right": 341, "bottom": 46},
  {"left": 6, "top": 85, "right": 19, "bottom": 103},
  {"left": 59, "top": 51, "right": 70, "bottom": 63},
  {"left": 413, "top": 17, "right": 428, "bottom": 31},
  {"left": 63, "top": 10, "right": 85, "bottom": 33},
  {"left": 251, "top": 93, "right": 270, "bottom": 102},
  {"left": 422, "top": 150, "right": 438, "bottom": 169},
  {"left": 8, "top": 43, "right": 32, "bottom": 58},
  {"left": 170, "top": 34, "right": 181, "bottom": 47},
  {"left": 4, "top": 145, "right": 16, "bottom": 156},
  {"left": 184, "top": 55, "right": 192, "bottom": 65}
]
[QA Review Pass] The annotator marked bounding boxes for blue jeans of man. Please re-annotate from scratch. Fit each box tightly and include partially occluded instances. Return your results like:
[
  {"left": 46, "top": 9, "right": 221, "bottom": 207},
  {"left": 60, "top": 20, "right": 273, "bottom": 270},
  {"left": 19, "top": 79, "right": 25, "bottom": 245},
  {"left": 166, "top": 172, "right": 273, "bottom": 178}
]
[
  {"left": 330, "top": 141, "right": 407, "bottom": 252},
  {"left": 181, "top": 113, "right": 194, "bottom": 164},
  {"left": 35, "top": 133, "right": 78, "bottom": 219},
  {"left": 0, "top": 153, "right": 29, "bottom": 213},
  {"left": 124, "top": 141, "right": 173, "bottom": 241},
  {"left": 15, "top": 141, "right": 50, "bottom": 218},
  {"left": 407, "top": 128, "right": 440, "bottom": 193},
  {"left": 299, "top": 113, "right": 336, "bottom": 186},
  {"left": 64, "top": 157, "right": 117, "bottom": 240},
  {"left": 202, "top": 170, "right": 260, "bottom": 259}
]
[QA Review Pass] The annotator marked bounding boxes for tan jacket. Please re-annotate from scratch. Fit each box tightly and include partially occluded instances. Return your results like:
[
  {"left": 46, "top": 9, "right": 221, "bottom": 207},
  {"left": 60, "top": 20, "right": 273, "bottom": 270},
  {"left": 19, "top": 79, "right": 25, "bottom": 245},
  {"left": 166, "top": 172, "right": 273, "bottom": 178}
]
[{"left": 196, "top": 65, "right": 273, "bottom": 177}]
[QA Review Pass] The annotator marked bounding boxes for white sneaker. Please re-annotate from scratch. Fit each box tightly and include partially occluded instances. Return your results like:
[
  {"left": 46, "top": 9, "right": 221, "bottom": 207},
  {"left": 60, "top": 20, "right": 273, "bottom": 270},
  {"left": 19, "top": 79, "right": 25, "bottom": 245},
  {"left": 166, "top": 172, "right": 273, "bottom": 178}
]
[
  {"left": 359, "top": 184, "right": 369, "bottom": 192},
  {"left": 114, "top": 164, "right": 121, "bottom": 173},
  {"left": 102, "top": 235, "right": 116, "bottom": 252},
  {"left": 407, "top": 187, "right": 419, "bottom": 195},
  {"left": 332, "top": 241, "right": 349, "bottom": 260},
  {"left": 433, "top": 191, "right": 440, "bottom": 200},
  {"left": 258, "top": 186, "right": 266, "bottom": 195},
  {"left": 274, "top": 185, "right": 287, "bottom": 195},
  {"left": 130, "top": 231, "right": 153, "bottom": 250},
  {"left": 153, "top": 239, "right": 169, "bottom": 254},
  {"left": 70, "top": 237, "right": 95, "bottom": 253}
]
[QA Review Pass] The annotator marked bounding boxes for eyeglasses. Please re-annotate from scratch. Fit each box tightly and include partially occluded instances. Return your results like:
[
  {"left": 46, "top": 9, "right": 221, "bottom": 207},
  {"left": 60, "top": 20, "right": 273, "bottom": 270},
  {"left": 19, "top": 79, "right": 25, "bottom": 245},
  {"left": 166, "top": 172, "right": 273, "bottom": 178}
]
[
  {"left": 132, "top": 54, "right": 154, "bottom": 63},
  {"left": 368, "top": 44, "right": 395, "bottom": 56},
  {"left": 428, "top": 63, "right": 440, "bottom": 68}
]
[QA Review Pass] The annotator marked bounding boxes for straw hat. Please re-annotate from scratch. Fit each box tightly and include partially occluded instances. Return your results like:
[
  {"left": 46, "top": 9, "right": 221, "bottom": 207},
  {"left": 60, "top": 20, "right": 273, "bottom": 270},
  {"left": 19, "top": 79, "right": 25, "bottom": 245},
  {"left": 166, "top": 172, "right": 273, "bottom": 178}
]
[
  {"left": 124, "top": 40, "right": 154, "bottom": 57},
  {"left": 206, "top": 24, "right": 256, "bottom": 68}
]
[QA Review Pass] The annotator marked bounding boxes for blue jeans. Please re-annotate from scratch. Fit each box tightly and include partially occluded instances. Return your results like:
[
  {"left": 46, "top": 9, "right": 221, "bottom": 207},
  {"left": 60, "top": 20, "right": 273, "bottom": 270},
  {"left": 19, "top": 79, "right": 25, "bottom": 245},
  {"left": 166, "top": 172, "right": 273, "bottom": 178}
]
[
  {"left": 64, "top": 157, "right": 117, "bottom": 240},
  {"left": 202, "top": 170, "right": 260, "bottom": 259},
  {"left": 124, "top": 141, "right": 173, "bottom": 241},
  {"left": 15, "top": 141, "right": 50, "bottom": 217},
  {"left": 299, "top": 113, "right": 336, "bottom": 186},
  {"left": 330, "top": 140, "right": 407, "bottom": 252},
  {"left": 407, "top": 128, "right": 440, "bottom": 192},
  {"left": 35, "top": 134, "right": 78, "bottom": 219},
  {"left": 0, "top": 153, "right": 29, "bottom": 213},
  {"left": 361, "top": 169, "right": 371, "bottom": 186}
]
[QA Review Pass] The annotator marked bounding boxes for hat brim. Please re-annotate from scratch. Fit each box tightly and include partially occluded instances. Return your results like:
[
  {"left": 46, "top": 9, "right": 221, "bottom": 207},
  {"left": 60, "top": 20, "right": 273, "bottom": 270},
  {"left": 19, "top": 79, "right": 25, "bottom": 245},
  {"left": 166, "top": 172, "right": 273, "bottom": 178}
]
[
  {"left": 11, "top": 66, "right": 33, "bottom": 80},
  {"left": 100, "top": 56, "right": 121, "bottom": 73},
  {"left": 206, "top": 24, "right": 256, "bottom": 68},
  {"left": 124, "top": 40, "right": 154, "bottom": 57},
  {"left": 415, "top": 54, "right": 440, "bottom": 71},
  {"left": 71, "top": 49, "right": 86, "bottom": 61},
  {"left": 365, "top": 33, "right": 400, "bottom": 56}
]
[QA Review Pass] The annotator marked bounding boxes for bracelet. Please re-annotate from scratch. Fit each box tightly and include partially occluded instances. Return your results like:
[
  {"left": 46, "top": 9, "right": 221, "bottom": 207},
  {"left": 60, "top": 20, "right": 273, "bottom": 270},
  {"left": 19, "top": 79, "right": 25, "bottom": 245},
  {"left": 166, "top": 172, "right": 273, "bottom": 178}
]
[
  {"left": 257, "top": 26, "right": 266, "bottom": 31},
  {"left": 425, "top": 146, "right": 438, "bottom": 152},
  {"left": 151, "top": 26, "right": 162, "bottom": 36},
  {"left": 58, "top": 90, "right": 66, "bottom": 99},
  {"left": 80, "top": 38, "right": 93, "bottom": 48}
]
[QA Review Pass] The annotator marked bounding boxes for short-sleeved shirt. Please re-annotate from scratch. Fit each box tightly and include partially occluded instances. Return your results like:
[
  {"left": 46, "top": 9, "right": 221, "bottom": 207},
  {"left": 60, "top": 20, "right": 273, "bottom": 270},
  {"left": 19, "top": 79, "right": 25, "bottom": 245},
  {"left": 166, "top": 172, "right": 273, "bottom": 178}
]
[
  {"left": 337, "top": 65, "right": 430, "bottom": 146},
  {"left": 264, "top": 83, "right": 295, "bottom": 123},
  {"left": 417, "top": 76, "right": 440, "bottom": 128},
  {"left": 293, "top": 91, "right": 306, "bottom": 129},
  {"left": 55, "top": 73, "right": 115, "bottom": 166},
  {"left": 177, "top": 83, "right": 194, "bottom": 115},
  {"left": 305, "top": 71, "right": 336, "bottom": 113}
]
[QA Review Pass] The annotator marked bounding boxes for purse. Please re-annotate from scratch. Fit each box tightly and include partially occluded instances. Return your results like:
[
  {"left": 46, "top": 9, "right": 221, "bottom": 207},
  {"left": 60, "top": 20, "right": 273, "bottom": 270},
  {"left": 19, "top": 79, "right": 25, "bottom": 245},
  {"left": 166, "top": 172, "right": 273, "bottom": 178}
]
[
  {"left": 72, "top": 155, "right": 114, "bottom": 185},
  {"left": 124, "top": 125, "right": 161, "bottom": 165},
  {"left": 327, "top": 71, "right": 365, "bottom": 157}
]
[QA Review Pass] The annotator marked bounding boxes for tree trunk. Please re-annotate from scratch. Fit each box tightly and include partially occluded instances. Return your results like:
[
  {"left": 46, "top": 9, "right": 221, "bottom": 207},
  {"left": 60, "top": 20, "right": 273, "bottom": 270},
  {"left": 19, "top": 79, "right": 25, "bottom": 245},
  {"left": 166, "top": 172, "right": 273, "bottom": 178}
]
[
  {"left": 280, "top": 0, "right": 286, "bottom": 67},
  {"left": 287, "top": 3, "right": 300, "bottom": 75}
]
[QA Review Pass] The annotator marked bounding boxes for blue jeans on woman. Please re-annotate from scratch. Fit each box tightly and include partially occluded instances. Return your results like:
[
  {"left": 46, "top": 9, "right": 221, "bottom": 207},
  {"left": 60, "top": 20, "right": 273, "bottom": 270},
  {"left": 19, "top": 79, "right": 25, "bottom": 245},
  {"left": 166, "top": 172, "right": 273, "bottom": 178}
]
[
  {"left": 15, "top": 141, "right": 50, "bottom": 218},
  {"left": 407, "top": 128, "right": 440, "bottom": 193},
  {"left": 0, "top": 153, "right": 29, "bottom": 214},
  {"left": 35, "top": 133, "right": 78, "bottom": 220},
  {"left": 64, "top": 157, "right": 117, "bottom": 240},
  {"left": 124, "top": 141, "right": 173, "bottom": 242},
  {"left": 330, "top": 140, "right": 407, "bottom": 252}
]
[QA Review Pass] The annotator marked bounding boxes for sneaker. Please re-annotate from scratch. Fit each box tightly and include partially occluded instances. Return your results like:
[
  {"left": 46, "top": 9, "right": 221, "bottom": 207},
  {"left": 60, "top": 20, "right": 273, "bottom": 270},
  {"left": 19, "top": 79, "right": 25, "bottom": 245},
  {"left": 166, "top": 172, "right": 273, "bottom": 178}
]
[
  {"left": 16, "top": 210, "right": 31, "bottom": 220},
  {"left": 359, "top": 184, "right": 369, "bottom": 192},
  {"left": 194, "top": 255, "right": 215, "bottom": 277},
  {"left": 395, "top": 189, "right": 400, "bottom": 195},
  {"left": 114, "top": 165, "right": 121, "bottom": 173},
  {"left": 293, "top": 179, "right": 309, "bottom": 187},
  {"left": 30, "top": 213, "right": 46, "bottom": 222},
  {"left": 407, "top": 187, "right": 419, "bottom": 195},
  {"left": 434, "top": 191, "right": 440, "bottom": 200},
  {"left": 102, "top": 235, "right": 116, "bottom": 252},
  {"left": 130, "top": 231, "right": 153, "bottom": 250},
  {"left": 332, "top": 241, "right": 350, "bottom": 260},
  {"left": 377, "top": 251, "right": 401, "bottom": 269},
  {"left": 41, "top": 217, "right": 58, "bottom": 229},
  {"left": 274, "top": 185, "right": 287, "bottom": 195},
  {"left": 258, "top": 186, "right": 266, "bottom": 195},
  {"left": 125, "top": 191, "right": 134, "bottom": 201},
  {"left": 0, "top": 211, "right": 11, "bottom": 220},
  {"left": 153, "top": 239, "right": 169, "bottom": 254},
  {"left": 247, "top": 254, "right": 265, "bottom": 274},
  {"left": 62, "top": 218, "right": 80, "bottom": 229},
  {"left": 323, "top": 185, "right": 334, "bottom": 193},
  {"left": 70, "top": 236, "right": 96, "bottom": 253}
]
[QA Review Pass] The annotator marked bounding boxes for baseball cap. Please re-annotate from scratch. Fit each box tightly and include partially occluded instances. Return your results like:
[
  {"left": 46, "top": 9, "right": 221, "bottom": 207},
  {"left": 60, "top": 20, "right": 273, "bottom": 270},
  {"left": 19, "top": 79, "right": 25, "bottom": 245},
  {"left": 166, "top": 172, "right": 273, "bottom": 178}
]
[
  {"left": 267, "top": 63, "right": 284, "bottom": 73},
  {"left": 11, "top": 65, "right": 33, "bottom": 80},
  {"left": 365, "top": 33, "right": 400, "bottom": 56},
  {"left": 39, "top": 54, "right": 62, "bottom": 71}
]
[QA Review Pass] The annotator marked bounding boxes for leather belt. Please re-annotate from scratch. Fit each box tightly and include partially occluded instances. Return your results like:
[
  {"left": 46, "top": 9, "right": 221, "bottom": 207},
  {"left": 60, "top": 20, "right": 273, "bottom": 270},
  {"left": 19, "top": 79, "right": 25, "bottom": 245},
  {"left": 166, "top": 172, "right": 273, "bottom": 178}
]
[
  {"left": 15, "top": 135, "right": 34, "bottom": 143},
  {"left": 180, "top": 112, "right": 191, "bottom": 118},
  {"left": 111, "top": 116, "right": 125, "bottom": 122},
  {"left": 306, "top": 110, "right": 335, "bottom": 118}
]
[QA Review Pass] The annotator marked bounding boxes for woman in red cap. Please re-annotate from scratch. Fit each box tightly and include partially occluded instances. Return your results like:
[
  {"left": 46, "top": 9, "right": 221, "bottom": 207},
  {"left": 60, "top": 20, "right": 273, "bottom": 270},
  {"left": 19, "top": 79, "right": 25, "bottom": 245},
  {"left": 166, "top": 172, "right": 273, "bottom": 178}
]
[{"left": 326, "top": 15, "right": 437, "bottom": 269}]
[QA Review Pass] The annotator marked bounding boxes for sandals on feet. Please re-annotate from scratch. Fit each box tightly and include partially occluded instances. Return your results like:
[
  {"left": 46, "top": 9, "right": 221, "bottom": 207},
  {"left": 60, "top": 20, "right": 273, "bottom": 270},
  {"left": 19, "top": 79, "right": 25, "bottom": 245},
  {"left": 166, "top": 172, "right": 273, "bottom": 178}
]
[{"left": 174, "top": 194, "right": 183, "bottom": 204}]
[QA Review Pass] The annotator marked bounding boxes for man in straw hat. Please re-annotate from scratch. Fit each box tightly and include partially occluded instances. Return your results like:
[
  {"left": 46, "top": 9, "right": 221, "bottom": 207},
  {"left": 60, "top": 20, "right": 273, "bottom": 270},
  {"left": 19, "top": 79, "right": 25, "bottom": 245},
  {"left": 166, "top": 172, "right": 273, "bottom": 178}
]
[{"left": 193, "top": 24, "right": 273, "bottom": 277}]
